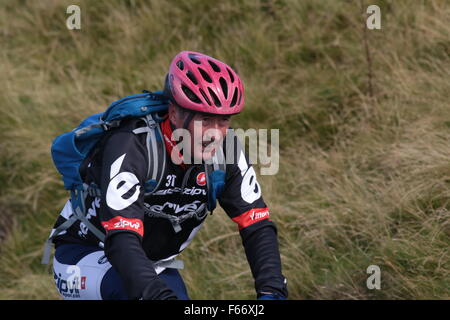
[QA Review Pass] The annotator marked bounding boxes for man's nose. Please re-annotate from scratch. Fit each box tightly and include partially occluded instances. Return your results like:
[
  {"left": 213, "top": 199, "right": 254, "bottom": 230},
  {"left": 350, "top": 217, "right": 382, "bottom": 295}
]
[
  {"left": 205, "top": 121, "right": 224, "bottom": 140},
  {"left": 204, "top": 119, "right": 222, "bottom": 134},
  {"left": 210, "top": 118, "right": 221, "bottom": 130}
]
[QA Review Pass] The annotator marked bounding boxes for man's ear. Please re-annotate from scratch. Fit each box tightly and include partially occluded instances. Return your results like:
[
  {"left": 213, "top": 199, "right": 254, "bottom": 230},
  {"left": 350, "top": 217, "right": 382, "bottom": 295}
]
[{"left": 168, "top": 102, "right": 178, "bottom": 126}]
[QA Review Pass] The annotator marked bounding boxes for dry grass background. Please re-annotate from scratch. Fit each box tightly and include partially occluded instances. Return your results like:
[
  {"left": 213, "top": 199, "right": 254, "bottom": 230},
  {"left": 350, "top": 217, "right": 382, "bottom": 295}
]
[{"left": 0, "top": 0, "right": 449, "bottom": 299}]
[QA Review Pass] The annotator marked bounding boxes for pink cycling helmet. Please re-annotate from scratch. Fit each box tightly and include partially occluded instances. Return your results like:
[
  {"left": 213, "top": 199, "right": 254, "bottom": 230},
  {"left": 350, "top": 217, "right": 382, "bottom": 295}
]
[{"left": 164, "top": 51, "right": 244, "bottom": 115}]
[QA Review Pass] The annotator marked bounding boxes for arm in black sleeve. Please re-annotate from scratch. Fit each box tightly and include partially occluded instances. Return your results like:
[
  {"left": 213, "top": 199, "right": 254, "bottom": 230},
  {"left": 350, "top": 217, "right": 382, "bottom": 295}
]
[
  {"left": 98, "top": 124, "right": 176, "bottom": 300},
  {"left": 105, "top": 232, "right": 177, "bottom": 300},
  {"left": 219, "top": 131, "right": 288, "bottom": 298},
  {"left": 240, "top": 221, "right": 288, "bottom": 299}
]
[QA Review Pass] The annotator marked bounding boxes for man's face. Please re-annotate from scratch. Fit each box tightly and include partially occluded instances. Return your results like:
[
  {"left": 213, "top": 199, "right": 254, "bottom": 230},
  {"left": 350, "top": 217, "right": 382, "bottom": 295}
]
[{"left": 169, "top": 104, "right": 231, "bottom": 163}]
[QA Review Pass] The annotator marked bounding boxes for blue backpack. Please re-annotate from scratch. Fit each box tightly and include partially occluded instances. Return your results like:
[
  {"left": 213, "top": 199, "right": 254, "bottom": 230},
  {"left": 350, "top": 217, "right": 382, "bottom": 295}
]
[{"left": 42, "top": 90, "right": 227, "bottom": 264}]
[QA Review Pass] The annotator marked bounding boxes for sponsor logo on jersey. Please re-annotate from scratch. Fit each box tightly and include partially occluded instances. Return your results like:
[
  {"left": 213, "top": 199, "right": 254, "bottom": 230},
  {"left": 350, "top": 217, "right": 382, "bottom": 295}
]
[
  {"left": 101, "top": 216, "right": 144, "bottom": 237},
  {"left": 196, "top": 172, "right": 206, "bottom": 186},
  {"left": 231, "top": 208, "right": 270, "bottom": 230},
  {"left": 147, "top": 200, "right": 203, "bottom": 216},
  {"left": 250, "top": 209, "right": 269, "bottom": 221},
  {"left": 106, "top": 153, "right": 141, "bottom": 211},
  {"left": 238, "top": 150, "right": 262, "bottom": 204},
  {"left": 80, "top": 276, "right": 87, "bottom": 290},
  {"left": 154, "top": 186, "right": 207, "bottom": 196},
  {"left": 78, "top": 196, "right": 101, "bottom": 238}
]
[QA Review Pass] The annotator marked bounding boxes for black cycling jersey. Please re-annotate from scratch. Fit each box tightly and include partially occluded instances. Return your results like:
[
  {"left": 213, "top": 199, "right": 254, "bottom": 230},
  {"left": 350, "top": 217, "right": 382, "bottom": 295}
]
[{"left": 50, "top": 117, "right": 287, "bottom": 299}]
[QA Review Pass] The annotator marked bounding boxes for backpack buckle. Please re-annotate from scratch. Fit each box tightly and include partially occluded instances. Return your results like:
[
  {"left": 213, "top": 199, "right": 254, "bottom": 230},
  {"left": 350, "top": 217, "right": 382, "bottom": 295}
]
[{"left": 101, "top": 120, "right": 121, "bottom": 131}]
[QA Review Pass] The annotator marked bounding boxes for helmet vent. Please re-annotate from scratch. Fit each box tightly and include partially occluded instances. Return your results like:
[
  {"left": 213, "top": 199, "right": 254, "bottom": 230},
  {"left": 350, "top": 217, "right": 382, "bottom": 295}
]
[
  {"left": 208, "top": 60, "right": 221, "bottom": 72},
  {"left": 227, "top": 68, "right": 235, "bottom": 83},
  {"left": 237, "top": 90, "right": 242, "bottom": 106},
  {"left": 230, "top": 88, "right": 238, "bottom": 107},
  {"left": 219, "top": 77, "right": 228, "bottom": 99},
  {"left": 182, "top": 85, "right": 201, "bottom": 103},
  {"left": 198, "top": 68, "right": 212, "bottom": 83},
  {"left": 176, "top": 60, "right": 184, "bottom": 70},
  {"left": 199, "top": 88, "right": 211, "bottom": 106},
  {"left": 186, "top": 71, "right": 198, "bottom": 85},
  {"left": 188, "top": 54, "right": 201, "bottom": 64},
  {"left": 208, "top": 88, "right": 221, "bottom": 107}
]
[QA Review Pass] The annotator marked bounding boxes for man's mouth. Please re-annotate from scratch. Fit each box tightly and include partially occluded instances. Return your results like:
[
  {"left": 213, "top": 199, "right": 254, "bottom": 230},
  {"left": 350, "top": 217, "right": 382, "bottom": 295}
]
[
  {"left": 200, "top": 139, "right": 221, "bottom": 153},
  {"left": 201, "top": 140, "right": 214, "bottom": 148}
]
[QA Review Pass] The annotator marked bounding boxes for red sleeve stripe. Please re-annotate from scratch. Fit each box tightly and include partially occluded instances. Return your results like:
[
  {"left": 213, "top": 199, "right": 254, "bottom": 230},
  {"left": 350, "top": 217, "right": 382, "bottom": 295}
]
[
  {"left": 231, "top": 208, "right": 270, "bottom": 230},
  {"left": 101, "top": 216, "right": 144, "bottom": 237}
]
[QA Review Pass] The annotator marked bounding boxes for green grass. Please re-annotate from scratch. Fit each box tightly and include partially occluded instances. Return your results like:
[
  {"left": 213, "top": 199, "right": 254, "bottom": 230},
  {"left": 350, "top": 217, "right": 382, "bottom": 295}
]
[{"left": 0, "top": 0, "right": 449, "bottom": 299}]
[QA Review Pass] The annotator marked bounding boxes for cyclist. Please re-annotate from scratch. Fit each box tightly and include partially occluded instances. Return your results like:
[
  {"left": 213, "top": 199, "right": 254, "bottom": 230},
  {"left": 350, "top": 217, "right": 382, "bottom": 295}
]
[{"left": 49, "top": 51, "right": 288, "bottom": 300}]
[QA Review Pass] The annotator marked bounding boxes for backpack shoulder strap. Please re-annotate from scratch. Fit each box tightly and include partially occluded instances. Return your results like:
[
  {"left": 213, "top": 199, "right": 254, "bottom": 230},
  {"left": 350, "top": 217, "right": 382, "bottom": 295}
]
[
  {"left": 204, "top": 129, "right": 236, "bottom": 213},
  {"left": 132, "top": 113, "right": 167, "bottom": 195},
  {"left": 204, "top": 128, "right": 244, "bottom": 213}
]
